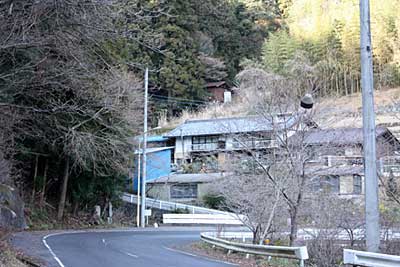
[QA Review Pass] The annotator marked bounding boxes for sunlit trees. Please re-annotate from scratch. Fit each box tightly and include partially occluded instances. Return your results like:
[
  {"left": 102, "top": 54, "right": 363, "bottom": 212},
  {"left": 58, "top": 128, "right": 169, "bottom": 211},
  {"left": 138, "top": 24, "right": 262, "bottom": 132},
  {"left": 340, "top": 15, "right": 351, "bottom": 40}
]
[{"left": 262, "top": 0, "right": 400, "bottom": 96}]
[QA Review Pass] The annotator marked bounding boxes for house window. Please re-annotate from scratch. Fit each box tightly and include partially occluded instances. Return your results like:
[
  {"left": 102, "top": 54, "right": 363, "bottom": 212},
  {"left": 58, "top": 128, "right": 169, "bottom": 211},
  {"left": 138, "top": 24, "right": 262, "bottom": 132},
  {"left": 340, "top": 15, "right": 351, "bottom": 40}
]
[
  {"left": 192, "top": 135, "right": 219, "bottom": 144},
  {"left": 312, "top": 175, "right": 340, "bottom": 193},
  {"left": 353, "top": 175, "right": 362, "bottom": 194},
  {"left": 192, "top": 135, "right": 220, "bottom": 151},
  {"left": 322, "top": 175, "right": 340, "bottom": 193},
  {"left": 170, "top": 183, "right": 198, "bottom": 199}
]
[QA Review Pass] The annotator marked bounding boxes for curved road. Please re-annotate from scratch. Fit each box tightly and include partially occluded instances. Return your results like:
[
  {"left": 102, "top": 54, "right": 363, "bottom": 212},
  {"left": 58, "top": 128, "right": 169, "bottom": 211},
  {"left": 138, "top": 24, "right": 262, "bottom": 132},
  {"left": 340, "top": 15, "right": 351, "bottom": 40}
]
[{"left": 43, "top": 230, "right": 234, "bottom": 267}]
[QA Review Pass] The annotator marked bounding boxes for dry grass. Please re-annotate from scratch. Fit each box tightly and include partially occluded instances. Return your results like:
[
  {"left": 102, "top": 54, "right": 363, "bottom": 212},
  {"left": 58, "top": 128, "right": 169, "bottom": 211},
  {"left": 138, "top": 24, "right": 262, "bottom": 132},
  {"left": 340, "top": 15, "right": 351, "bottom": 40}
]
[
  {"left": 0, "top": 242, "right": 27, "bottom": 267},
  {"left": 162, "top": 87, "right": 400, "bottom": 131},
  {"left": 182, "top": 241, "right": 299, "bottom": 267}
]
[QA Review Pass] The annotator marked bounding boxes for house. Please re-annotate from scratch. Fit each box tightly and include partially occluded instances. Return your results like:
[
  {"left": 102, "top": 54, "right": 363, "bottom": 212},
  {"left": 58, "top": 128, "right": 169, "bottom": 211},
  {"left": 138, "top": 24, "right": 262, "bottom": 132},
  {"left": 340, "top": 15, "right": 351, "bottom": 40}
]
[
  {"left": 300, "top": 127, "right": 400, "bottom": 196},
  {"left": 205, "top": 81, "right": 233, "bottom": 103},
  {"left": 146, "top": 172, "right": 228, "bottom": 204},
  {"left": 163, "top": 115, "right": 303, "bottom": 172}
]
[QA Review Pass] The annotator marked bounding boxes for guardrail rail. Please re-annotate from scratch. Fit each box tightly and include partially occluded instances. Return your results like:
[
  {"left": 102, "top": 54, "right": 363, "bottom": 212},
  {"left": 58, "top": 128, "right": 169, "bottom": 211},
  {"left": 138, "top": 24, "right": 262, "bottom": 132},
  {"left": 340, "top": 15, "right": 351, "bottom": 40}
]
[
  {"left": 343, "top": 249, "right": 400, "bottom": 267},
  {"left": 201, "top": 232, "right": 308, "bottom": 267},
  {"left": 122, "top": 193, "right": 234, "bottom": 215},
  {"left": 163, "top": 214, "right": 244, "bottom": 225}
]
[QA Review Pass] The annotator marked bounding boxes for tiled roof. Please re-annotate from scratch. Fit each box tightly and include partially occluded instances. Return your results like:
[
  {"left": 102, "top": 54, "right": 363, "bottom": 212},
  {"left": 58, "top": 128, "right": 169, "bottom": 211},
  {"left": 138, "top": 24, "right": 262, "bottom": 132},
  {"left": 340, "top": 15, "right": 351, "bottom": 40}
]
[
  {"left": 206, "top": 81, "right": 226, "bottom": 88},
  {"left": 306, "top": 166, "right": 364, "bottom": 176},
  {"left": 302, "top": 127, "right": 388, "bottom": 145},
  {"left": 164, "top": 115, "right": 300, "bottom": 137},
  {"left": 147, "top": 172, "right": 230, "bottom": 184}
]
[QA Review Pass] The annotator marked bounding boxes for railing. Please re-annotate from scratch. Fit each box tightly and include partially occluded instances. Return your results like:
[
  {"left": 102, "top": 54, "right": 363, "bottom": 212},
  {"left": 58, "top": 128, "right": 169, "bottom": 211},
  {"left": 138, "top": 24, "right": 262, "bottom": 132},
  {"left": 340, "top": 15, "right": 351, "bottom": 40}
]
[
  {"left": 122, "top": 193, "right": 233, "bottom": 215},
  {"left": 343, "top": 249, "right": 400, "bottom": 267},
  {"left": 325, "top": 155, "right": 363, "bottom": 167},
  {"left": 201, "top": 232, "right": 309, "bottom": 267},
  {"left": 163, "top": 214, "right": 245, "bottom": 225},
  {"left": 231, "top": 139, "right": 278, "bottom": 150},
  {"left": 191, "top": 143, "right": 219, "bottom": 151}
]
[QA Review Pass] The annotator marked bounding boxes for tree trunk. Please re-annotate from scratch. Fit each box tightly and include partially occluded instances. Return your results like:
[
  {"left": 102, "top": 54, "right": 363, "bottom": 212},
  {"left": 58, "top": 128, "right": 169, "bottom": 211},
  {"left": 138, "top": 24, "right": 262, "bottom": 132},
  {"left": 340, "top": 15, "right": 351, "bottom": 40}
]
[
  {"left": 31, "top": 155, "right": 39, "bottom": 203},
  {"left": 39, "top": 159, "right": 49, "bottom": 209},
  {"left": 253, "top": 225, "right": 260, "bottom": 244},
  {"left": 289, "top": 207, "right": 298, "bottom": 246},
  {"left": 57, "top": 158, "right": 70, "bottom": 221},
  {"left": 73, "top": 201, "right": 79, "bottom": 216}
]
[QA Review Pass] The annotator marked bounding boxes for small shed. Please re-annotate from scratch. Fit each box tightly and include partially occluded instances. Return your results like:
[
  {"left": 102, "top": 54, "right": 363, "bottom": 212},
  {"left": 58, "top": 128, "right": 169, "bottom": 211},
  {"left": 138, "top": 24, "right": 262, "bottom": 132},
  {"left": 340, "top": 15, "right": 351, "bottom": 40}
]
[
  {"left": 132, "top": 147, "right": 173, "bottom": 191},
  {"left": 206, "top": 81, "right": 232, "bottom": 103}
]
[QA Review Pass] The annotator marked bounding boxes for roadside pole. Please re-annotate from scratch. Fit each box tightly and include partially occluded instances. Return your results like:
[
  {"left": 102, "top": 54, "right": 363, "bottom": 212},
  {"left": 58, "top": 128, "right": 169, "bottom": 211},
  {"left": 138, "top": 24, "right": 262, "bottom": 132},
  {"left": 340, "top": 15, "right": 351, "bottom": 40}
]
[
  {"left": 360, "top": 0, "right": 380, "bottom": 252},
  {"left": 140, "top": 68, "right": 148, "bottom": 228},
  {"left": 136, "top": 140, "right": 141, "bottom": 227}
]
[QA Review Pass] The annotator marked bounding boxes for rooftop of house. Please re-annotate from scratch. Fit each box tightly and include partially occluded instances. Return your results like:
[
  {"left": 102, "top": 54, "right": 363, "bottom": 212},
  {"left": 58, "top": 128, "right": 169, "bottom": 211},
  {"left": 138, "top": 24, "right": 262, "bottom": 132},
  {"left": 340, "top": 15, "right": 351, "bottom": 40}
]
[
  {"left": 147, "top": 172, "right": 230, "bottom": 184},
  {"left": 206, "top": 81, "right": 226, "bottom": 88},
  {"left": 164, "top": 115, "right": 301, "bottom": 137},
  {"left": 300, "top": 127, "right": 391, "bottom": 145},
  {"left": 306, "top": 166, "right": 364, "bottom": 176}
]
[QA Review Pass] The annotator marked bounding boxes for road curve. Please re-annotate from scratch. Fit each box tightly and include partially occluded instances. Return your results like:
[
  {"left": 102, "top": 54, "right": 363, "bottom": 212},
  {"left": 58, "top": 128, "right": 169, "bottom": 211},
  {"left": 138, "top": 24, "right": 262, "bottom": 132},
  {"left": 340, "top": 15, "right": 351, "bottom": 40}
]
[{"left": 43, "top": 230, "right": 235, "bottom": 267}]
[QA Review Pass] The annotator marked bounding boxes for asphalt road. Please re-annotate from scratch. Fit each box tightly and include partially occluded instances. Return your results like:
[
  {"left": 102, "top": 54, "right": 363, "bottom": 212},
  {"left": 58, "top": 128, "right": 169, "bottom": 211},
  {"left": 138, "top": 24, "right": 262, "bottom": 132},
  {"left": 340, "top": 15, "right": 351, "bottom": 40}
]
[{"left": 43, "top": 230, "right": 234, "bottom": 267}]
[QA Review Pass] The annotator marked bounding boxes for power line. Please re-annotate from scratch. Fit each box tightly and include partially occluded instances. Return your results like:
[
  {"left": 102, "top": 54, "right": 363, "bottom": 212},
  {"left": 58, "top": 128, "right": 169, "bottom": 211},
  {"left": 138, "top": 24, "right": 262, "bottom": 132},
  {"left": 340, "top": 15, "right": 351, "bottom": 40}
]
[
  {"left": 149, "top": 99, "right": 206, "bottom": 107},
  {"left": 150, "top": 94, "right": 209, "bottom": 104}
]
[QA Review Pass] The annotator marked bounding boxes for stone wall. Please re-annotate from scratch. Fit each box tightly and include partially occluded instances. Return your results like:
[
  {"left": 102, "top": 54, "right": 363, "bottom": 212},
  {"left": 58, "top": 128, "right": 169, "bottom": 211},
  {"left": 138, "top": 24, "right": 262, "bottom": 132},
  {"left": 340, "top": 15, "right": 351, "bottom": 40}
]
[{"left": 0, "top": 184, "right": 26, "bottom": 230}]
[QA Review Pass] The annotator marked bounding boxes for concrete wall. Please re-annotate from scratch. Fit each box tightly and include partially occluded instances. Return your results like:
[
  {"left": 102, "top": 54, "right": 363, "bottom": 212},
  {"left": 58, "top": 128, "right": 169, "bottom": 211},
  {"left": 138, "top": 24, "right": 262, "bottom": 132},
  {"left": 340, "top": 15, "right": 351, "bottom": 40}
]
[
  {"left": 174, "top": 136, "right": 192, "bottom": 161},
  {"left": 147, "top": 182, "right": 215, "bottom": 205},
  {"left": 340, "top": 175, "right": 354, "bottom": 194},
  {"left": 339, "top": 175, "right": 365, "bottom": 195}
]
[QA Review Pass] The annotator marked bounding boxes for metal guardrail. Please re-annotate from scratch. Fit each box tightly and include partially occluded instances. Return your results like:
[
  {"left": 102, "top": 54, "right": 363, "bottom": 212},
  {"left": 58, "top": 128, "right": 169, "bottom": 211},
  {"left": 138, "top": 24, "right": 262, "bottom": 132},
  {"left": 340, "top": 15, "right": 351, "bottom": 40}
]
[
  {"left": 163, "top": 214, "right": 244, "bottom": 225},
  {"left": 343, "top": 249, "right": 400, "bottom": 267},
  {"left": 122, "top": 193, "right": 234, "bottom": 215},
  {"left": 201, "top": 232, "right": 308, "bottom": 267}
]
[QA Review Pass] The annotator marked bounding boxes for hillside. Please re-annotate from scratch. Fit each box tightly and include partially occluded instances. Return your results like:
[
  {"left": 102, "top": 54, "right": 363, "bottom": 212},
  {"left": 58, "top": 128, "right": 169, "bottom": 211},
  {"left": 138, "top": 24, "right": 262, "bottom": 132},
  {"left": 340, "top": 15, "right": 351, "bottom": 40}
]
[
  {"left": 315, "top": 87, "right": 400, "bottom": 138},
  {"left": 162, "top": 87, "right": 400, "bottom": 136}
]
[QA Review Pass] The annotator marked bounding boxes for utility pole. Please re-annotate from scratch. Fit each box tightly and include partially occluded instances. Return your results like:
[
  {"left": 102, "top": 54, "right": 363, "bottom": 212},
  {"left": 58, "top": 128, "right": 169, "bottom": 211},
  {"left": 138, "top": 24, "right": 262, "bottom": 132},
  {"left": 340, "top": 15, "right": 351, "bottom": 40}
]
[
  {"left": 140, "top": 68, "right": 148, "bottom": 228},
  {"left": 136, "top": 140, "right": 141, "bottom": 227},
  {"left": 360, "top": 0, "right": 380, "bottom": 252}
]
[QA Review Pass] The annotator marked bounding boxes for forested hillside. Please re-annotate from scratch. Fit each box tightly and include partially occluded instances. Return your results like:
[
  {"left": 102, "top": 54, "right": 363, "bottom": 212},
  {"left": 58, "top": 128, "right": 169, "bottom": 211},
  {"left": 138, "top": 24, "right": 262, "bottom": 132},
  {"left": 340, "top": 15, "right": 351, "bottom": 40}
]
[
  {"left": 262, "top": 0, "right": 400, "bottom": 96},
  {"left": 120, "top": 0, "right": 281, "bottom": 115},
  {"left": 0, "top": 0, "right": 281, "bottom": 227},
  {"left": 1, "top": 0, "right": 400, "bottom": 228}
]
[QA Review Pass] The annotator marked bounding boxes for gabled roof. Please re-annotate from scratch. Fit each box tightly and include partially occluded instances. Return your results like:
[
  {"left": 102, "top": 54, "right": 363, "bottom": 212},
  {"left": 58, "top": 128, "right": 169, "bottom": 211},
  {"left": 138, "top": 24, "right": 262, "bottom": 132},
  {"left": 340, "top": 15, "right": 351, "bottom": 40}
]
[
  {"left": 147, "top": 172, "right": 230, "bottom": 184},
  {"left": 306, "top": 166, "right": 364, "bottom": 176},
  {"left": 206, "top": 81, "right": 226, "bottom": 88},
  {"left": 164, "top": 115, "right": 301, "bottom": 137},
  {"left": 302, "top": 127, "right": 388, "bottom": 145}
]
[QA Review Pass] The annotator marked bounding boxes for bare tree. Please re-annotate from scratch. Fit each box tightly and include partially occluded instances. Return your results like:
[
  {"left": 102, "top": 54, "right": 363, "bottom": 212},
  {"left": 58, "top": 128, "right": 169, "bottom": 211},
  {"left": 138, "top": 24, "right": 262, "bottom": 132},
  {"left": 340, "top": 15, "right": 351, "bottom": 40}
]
[
  {"left": 216, "top": 171, "right": 285, "bottom": 244},
  {"left": 0, "top": 1, "right": 145, "bottom": 220},
  {"left": 219, "top": 67, "right": 323, "bottom": 245}
]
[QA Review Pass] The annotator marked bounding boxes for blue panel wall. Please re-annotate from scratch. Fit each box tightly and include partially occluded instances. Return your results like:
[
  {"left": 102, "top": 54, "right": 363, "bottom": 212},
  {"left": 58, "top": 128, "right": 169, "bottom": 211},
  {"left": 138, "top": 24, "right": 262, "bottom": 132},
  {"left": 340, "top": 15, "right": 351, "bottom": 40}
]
[{"left": 132, "top": 148, "right": 172, "bottom": 192}]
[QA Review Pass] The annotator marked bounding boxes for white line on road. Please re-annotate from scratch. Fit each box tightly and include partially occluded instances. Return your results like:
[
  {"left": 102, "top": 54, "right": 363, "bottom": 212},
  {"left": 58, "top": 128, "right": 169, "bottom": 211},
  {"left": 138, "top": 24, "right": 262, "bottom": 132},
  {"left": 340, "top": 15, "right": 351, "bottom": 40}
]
[
  {"left": 124, "top": 252, "right": 139, "bottom": 258},
  {"left": 163, "top": 246, "right": 237, "bottom": 266},
  {"left": 43, "top": 234, "right": 66, "bottom": 267}
]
